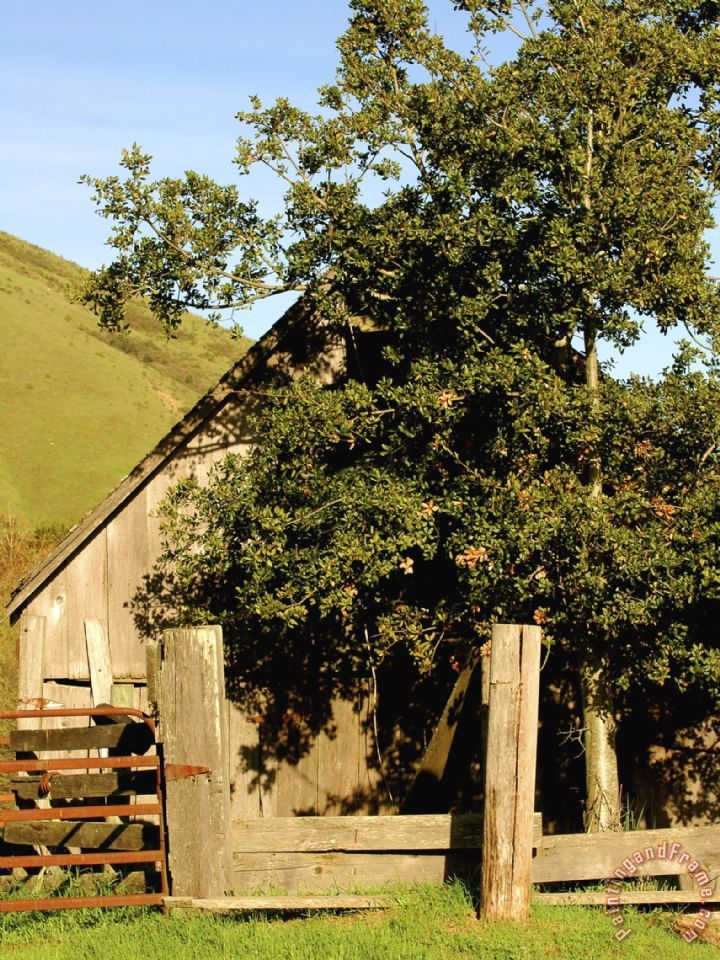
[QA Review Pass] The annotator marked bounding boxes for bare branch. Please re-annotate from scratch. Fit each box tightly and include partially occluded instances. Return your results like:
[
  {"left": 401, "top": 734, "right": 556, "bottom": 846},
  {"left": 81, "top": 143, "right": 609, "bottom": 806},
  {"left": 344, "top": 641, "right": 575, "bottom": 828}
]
[
  {"left": 517, "top": 1, "right": 539, "bottom": 41},
  {"left": 699, "top": 443, "right": 717, "bottom": 468}
]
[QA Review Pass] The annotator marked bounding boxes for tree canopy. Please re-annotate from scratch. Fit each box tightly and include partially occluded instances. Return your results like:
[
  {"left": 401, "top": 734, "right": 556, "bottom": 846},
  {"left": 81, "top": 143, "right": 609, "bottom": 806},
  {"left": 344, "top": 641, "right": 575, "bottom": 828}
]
[
  {"left": 84, "top": 0, "right": 720, "bottom": 828},
  {"left": 157, "top": 349, "right": 720, "bottom": 692}
]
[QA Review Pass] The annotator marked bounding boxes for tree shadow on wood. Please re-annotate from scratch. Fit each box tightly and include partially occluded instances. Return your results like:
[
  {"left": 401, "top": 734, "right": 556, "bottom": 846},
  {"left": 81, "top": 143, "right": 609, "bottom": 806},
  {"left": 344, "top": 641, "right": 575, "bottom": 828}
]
[
  {"left": 134, "top": 547, "right": 463, "bottom": 814},
  {"left": 620, "top": 682, "right": 720, "bottom": 829},
  {"left": 227, "top": 647, "right": 463, "bottom": 815}
]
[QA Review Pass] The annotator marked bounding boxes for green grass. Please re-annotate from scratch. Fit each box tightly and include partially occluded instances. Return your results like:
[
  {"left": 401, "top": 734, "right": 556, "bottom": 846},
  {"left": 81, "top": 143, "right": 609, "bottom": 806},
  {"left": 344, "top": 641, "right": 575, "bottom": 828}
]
[
  {"left": 0, "top": 231, "right": 250, "bottom": 527},
  {"left": 0, "top": 883, "right": 716, "bottom": 959}
]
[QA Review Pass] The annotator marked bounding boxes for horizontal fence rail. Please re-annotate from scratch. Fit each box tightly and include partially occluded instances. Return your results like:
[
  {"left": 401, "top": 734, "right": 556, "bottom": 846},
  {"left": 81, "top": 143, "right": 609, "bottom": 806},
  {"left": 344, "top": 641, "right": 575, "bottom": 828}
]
[
  {"left": 231, "top": 813, "right": 543, "bottom": 894},
  {"left": 229, "top": 815, "right": 720, "bottom": 898}
]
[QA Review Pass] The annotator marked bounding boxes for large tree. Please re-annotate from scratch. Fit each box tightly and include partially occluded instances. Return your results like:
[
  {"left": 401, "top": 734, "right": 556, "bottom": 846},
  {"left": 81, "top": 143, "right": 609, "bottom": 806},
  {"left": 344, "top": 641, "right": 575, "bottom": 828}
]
[{"left": 83, "top": 0, "right": 720, "bottom": 829}]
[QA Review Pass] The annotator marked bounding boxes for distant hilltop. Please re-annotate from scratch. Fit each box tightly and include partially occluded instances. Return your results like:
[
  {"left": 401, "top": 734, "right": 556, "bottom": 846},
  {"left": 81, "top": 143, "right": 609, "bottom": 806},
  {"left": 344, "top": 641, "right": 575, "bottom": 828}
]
[{"left": 0, "top": 231, "right": 251, "bottom": 527}]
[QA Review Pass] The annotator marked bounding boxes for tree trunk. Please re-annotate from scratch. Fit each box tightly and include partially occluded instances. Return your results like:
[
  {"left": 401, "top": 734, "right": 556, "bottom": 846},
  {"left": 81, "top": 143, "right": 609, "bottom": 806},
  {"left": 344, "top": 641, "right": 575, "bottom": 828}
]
[
  {"left": 580, "top": 658, "right": 622, "bottom": 831},
  {"left": 581, "top": 315, "right": 622, "bottom": 832}
]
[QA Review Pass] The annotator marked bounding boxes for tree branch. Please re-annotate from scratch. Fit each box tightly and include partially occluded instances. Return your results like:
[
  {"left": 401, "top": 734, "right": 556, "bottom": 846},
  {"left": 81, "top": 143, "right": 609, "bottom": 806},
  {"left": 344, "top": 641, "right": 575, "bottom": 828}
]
[{"left": 141, "top": 212, "right": 286, "bottom": 293}]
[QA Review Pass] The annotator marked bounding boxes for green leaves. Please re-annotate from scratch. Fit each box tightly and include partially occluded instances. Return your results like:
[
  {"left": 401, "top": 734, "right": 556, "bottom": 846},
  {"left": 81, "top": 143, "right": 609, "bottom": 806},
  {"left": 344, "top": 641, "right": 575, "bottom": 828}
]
[
  {"left": 85, "top": 3, "right": 720, "bottom": 708},
  {"left": 149, "top": 344, "right": 720, "bottom": 705},
  {"left": 80, "top": 144, "right": 295, "bottom": 331}
]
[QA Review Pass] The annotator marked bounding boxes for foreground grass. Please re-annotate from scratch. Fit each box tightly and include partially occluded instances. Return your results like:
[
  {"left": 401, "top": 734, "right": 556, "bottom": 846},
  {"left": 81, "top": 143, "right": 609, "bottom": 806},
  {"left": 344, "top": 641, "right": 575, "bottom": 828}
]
[{"left": 0, "top": 884, "right": 715, "bottom": 960}]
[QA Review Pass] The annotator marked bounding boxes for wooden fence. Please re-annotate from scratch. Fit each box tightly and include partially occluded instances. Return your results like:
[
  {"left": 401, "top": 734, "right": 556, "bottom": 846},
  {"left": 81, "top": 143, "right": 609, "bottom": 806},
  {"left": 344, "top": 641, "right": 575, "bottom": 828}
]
[
  {"left": 228, "top": 815, "right": 720, "bottom": 896},
  {"left": 154, "top": 624, "right": 720, "bottom": 916},
  {"left": 153, "top": 624, "right": 545, "bottom": 917},
  {"left": 231, "top": 812, "right": 543, "bottom": 893}
]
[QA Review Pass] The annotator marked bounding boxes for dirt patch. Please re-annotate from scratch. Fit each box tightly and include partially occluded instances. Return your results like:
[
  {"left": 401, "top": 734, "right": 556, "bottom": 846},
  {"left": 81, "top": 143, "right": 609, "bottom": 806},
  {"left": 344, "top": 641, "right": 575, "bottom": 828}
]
[
  {"left": 671, "top": 910, "right": 720, "bottom": 947},
  {"left": 150, "top": 386, "right": 184, "bottom": 414}
]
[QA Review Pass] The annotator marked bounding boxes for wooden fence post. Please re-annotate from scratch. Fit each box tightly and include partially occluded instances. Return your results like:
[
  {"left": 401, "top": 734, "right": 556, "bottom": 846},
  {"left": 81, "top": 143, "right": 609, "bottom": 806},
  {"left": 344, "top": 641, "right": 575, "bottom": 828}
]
[
  {"left": 480, "top": 624, "right": 541, "bottom": 921},
  {"left": 158, "top": 626, "right": 232, "bottom": 898}
]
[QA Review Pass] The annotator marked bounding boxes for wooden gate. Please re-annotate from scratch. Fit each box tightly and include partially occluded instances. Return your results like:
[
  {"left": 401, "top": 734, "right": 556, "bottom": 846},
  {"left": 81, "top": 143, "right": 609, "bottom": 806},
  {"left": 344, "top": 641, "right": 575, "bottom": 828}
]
[{"left": 0, "top": 706, "right": 168, "bottom": 911}]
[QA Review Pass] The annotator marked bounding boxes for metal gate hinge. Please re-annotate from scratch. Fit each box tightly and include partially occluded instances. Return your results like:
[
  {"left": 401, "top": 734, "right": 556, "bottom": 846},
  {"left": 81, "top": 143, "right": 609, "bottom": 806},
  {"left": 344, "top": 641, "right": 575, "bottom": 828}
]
[{"left": 164, "top": 763, "right": 210, "bottom": 782}]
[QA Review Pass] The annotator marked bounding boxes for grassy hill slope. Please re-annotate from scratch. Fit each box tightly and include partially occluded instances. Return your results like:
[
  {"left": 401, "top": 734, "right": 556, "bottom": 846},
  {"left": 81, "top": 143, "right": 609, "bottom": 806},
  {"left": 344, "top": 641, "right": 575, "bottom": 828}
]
[{"left": 0, "top": 231, "right": 250, "bottom": 527}]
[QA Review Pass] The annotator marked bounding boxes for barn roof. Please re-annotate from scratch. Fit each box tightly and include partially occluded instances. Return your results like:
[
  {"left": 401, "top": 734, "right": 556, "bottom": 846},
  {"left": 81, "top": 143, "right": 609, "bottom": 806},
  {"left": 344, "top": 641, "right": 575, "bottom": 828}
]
[{"left": 6, "top": 294, "right": 327, "bottom": 620}]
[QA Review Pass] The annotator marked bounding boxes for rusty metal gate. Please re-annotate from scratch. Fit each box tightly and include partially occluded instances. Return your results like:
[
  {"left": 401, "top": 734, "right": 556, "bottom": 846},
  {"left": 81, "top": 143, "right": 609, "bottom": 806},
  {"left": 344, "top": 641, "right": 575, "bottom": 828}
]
[{"left": 0, "top": 707, "right": 169, "bottom": 912}]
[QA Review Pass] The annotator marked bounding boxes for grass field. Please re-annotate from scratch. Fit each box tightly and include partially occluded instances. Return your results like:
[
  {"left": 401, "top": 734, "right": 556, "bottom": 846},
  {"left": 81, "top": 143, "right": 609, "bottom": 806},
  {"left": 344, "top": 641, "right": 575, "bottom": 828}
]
[
  {"left": 0, "top": 225, "right": 250, "bottom": 750},
  {"left": 0, "top": 231, "right": 250, "bottom": 527},
  {"left": 0, "top": 884, "right": 716, "bottom": 959}
]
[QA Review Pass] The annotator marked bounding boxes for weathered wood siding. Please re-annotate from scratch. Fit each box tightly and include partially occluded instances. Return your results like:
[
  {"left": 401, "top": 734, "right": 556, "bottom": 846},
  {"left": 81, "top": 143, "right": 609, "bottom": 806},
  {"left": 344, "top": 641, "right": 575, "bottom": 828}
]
[
  {"left": 19, "top": 394, "right": 255, "bottom": 684},
  {"left": 223, "top": 688, "right": 394, "bottom": 822}
]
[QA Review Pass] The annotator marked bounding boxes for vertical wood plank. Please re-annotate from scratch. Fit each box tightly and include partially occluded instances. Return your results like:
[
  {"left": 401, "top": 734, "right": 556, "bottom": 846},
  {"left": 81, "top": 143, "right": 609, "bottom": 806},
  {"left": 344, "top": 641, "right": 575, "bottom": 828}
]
[
  {"left": 225, "top": 701, "right": 261, "bottom": 820},
  {"left": 111, "top": 683, "right": 135, "bottom": 709},
  {"left": 160, "top": 626, "right": 232, "bottom": 897},
  {"left": 65, "top": 531, "right": 107, "bottom": 680},
  {"left": 136, "top": 684, "right": 149, "bottom": 714},
  {"left": 358, "top": 684, "right": 375, "bottom": 812},
  {"left": 145, "top": 470, "right": 173, "bottom": 564},
  {"left": 145, "top": 642, "right": 161, "bottom": 714},
  {"left": 107, "top": 489, "right": 149, "bottom": 679},
  {"left": 480, "top": 624, "right": 520, "bottom": 920},
  {"left": 277, "top": 734, "right": 319, "bottom": 817},
  {"left": 358, "top": 680, "right": 393, "bottom": 815},
  {"left": 258, "top": 722, "right": 278, "bottom": 819},
  {"left": 479, "top": 643, "right": 491, "bottom": 776},
  {"left": 480, "top": 624, "right": 541, "bottom": 922},
  {"left": 512, "top": 625, "right": 542, "bottom": 918},
  {"left": 318, "top": 697, "right": 361, "bottom": 816},
  {"left": 40, "top": 682, "right": 92, "bottom": 761},
  {"left": 85, "top": 620, "right": 113, "bottom": 706},
  {"left": 28, "top": 571, "right": 69, "bottom": 679},
  {"left": 85, "top": 619, "right": 112, "bottom": 765},
  {"left": 39, "top": 681, "right": 92, "bottom": 856},
  {"left": 17, "top": 615, "right": 46, "bottom": 730}
]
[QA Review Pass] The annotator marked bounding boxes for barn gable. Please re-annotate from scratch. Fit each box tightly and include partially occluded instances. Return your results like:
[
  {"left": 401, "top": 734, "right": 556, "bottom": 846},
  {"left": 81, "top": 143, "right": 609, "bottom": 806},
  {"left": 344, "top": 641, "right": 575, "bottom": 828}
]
[{"left": 8, "top": 297, "right": 344, "bottom": 626}]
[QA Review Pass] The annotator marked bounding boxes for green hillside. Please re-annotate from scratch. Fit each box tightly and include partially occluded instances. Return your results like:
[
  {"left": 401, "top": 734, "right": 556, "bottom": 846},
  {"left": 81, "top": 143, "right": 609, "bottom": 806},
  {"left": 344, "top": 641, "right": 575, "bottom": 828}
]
[{"left": 0, "top": 231, "right": 251, "bottom": 527}]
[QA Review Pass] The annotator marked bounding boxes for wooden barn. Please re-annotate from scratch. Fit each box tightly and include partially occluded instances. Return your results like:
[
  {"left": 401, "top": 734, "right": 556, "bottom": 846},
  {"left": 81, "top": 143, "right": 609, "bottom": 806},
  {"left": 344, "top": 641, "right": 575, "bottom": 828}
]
[
  {"left": 7, "top": 293, "right": 718, "bottom": 841},
  {"left": 6, "top": 298, "right": 406, "bottom": 823}
]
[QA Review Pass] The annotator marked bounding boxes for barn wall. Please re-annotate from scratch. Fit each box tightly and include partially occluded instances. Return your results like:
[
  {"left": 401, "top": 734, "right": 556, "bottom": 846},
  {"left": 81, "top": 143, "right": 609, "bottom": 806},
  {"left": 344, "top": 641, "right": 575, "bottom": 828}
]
[
  {"left": 18, "top": 393, "right": 255, "bottom": 684},
  {"left": 224, "top": 688, "right": 394, "bottom": 821}
]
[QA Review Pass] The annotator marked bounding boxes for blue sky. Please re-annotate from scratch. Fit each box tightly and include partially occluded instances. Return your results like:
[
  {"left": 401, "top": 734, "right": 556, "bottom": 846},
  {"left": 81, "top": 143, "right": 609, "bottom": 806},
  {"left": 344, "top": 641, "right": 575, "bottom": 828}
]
[{"left": 1, "top": 1, "right": 716, "bottom": 372}]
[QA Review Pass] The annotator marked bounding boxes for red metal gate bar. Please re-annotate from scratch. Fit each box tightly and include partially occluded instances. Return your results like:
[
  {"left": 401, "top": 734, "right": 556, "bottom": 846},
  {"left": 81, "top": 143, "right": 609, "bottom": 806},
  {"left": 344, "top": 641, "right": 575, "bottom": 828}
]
[
  {"left": 0, "top": 894, "right": 164, "bottom": 913},
  {"left": 0, "top": 803, "right": 161, "bottom": 823},
  {"left": 0, "top": 851, "right": 165, "bottom": 869}
]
